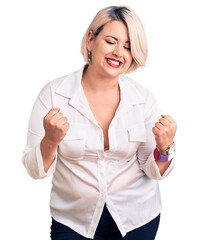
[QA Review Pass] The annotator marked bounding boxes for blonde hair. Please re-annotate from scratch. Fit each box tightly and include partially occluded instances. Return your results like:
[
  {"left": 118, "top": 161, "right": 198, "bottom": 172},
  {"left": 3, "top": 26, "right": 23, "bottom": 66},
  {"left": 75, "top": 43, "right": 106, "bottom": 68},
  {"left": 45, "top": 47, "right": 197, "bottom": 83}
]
[{"left": 81, "top": 6, "right": 147, "bottom": 73}]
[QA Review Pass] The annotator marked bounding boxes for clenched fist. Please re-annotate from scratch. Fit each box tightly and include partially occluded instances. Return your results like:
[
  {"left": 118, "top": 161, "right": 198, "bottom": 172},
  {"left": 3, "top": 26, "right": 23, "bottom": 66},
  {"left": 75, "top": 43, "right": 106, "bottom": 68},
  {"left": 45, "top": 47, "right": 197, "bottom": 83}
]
[
  {"left": 152, "top": 115, "right": 177, "bottom": 151},
  {"left": 43, "top": 108, "right": 70, "bottom": 146}
]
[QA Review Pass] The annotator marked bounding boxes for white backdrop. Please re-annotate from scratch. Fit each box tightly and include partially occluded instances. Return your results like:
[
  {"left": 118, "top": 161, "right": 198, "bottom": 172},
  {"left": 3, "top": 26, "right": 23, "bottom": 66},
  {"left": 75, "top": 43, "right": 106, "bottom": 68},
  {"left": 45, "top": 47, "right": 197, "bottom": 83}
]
[{"left": 0, "top": 0, "right": 197, "bottom": 239}]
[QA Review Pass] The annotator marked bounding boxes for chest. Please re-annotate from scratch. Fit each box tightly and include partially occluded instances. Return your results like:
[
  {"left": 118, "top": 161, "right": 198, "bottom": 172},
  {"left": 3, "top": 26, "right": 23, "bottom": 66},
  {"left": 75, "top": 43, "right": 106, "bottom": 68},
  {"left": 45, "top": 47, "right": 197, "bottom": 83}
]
[
  {"left": 58, "top": 107, "right": 147, "bottom": 162},
  {"left": 84, "top": 91, "right": 120, "bottom": 150},
  {"left": 57, "top": 92, "right": 147, "bottom": 162}
]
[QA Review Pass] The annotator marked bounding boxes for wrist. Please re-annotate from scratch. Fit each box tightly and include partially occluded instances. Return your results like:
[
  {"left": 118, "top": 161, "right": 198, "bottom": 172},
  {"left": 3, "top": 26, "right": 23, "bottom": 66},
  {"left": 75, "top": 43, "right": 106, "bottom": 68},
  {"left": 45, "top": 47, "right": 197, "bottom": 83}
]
[
  {"left": 41, "top": 136, "right": 59, "bottom": 150},
  {"left": 41, "top": 137, "right": 58, "bottom": 173},
  {"left": 154, "top": 148, "right": 175, "bottom": 162},
  {"left": 157, "top": 142, "right": 175, "bottom": 155},
  {"left": 154, "top": 142, "right": 175, "bottom": 162}
]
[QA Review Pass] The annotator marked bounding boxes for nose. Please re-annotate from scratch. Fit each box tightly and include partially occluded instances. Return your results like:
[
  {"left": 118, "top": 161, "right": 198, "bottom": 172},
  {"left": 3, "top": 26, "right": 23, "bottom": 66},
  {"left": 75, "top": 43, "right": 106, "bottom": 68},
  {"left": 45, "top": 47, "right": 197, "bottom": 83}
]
[{"left": 112, "top": 43, "right": 123, "bottom": 58}]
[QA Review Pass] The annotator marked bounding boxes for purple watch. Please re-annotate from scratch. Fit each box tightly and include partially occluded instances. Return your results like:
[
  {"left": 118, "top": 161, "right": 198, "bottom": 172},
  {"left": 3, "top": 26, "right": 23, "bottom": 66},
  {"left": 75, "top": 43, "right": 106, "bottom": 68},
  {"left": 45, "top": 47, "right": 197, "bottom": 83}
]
[
  {"left": 159, "top": 153, "right": 169, "bottom": 162},
  {"left": 153, "top": 148, "right": 175, "bottom": 162}
]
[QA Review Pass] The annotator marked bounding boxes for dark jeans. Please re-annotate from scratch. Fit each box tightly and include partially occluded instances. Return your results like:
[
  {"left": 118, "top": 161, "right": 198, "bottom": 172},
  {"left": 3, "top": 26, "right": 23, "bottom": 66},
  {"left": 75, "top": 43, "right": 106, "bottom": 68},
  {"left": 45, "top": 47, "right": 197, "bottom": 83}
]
[{"left": 50, "top": 204, "right": 160, "bottom": 240}]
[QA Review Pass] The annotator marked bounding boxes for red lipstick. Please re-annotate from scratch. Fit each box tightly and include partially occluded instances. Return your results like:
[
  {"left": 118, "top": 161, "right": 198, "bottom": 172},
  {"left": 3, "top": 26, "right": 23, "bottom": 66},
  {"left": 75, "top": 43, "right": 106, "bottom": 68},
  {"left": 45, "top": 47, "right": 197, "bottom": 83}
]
[{"left": 105, "top": 58, "right": 123, "bottom": 68}]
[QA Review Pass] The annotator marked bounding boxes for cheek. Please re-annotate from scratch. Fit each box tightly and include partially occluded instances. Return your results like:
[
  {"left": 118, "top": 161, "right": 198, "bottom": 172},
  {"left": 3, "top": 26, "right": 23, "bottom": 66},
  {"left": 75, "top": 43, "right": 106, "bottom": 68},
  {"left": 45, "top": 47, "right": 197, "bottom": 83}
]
[
  {"left": 93, "top": 44, "right": 110, "bottom": 62},
  {"left": 126, "top": 53, "right": 133, "bottom": 65},
  {"left": 126, "top": 50, "right": 132, "bottom": 60}
]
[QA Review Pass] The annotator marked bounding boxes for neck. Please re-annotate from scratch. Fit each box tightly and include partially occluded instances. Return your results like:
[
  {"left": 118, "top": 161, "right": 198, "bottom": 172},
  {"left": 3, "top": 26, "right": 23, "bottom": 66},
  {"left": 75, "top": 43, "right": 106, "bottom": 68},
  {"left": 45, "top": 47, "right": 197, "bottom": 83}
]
[{"left": 82, "top": 64, "right": 119, "bottom": 93}]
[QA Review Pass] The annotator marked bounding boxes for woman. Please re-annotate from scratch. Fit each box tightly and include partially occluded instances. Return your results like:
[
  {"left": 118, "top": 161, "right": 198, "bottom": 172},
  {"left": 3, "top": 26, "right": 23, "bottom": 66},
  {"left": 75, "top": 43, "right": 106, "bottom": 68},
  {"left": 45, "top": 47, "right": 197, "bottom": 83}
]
[{"left": 22, "top": 6, "right": 177, "bottom": 240}]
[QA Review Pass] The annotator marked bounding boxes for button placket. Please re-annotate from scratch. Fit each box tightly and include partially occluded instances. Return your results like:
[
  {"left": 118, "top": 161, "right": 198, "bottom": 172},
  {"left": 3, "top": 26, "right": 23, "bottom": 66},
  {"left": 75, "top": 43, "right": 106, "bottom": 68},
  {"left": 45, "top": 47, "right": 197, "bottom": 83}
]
[
  {"left": 96, "top": 128, "right": 104, "bottom": 151},
  {"left": 108, "top": 126, "right": 117, "bottom": 151},
  {"left": 98, "top": 157, "right": 107, "bottom": 200},
  {"left": 96, "top": 126, "right": 107, "bottom": 199}
]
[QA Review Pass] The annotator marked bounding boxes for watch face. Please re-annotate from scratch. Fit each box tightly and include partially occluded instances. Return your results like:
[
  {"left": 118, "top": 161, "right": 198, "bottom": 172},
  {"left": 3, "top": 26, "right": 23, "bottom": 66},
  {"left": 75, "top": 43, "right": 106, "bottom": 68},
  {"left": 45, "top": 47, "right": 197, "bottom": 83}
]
[{"left": 169, "top": 144, "right": 175, "bottom": 154}]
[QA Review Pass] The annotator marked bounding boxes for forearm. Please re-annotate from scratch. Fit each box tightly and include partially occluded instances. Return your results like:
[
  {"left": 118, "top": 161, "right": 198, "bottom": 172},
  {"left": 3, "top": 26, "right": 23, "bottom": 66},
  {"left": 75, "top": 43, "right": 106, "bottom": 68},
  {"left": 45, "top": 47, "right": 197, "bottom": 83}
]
[
  {"left": 40, "top": 137, "right": 58, "bottom": 173},
  {"left": 155, "top": 159, "right": 172, "bottom": 176}
]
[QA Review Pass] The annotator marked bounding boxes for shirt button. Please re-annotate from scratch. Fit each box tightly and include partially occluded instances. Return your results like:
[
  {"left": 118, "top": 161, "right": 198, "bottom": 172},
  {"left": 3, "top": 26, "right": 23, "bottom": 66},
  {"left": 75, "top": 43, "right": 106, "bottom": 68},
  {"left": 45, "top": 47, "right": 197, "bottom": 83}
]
[
  {"left": 100, "top": 193, "right": 105, "bottom": 198},
  {"left": 98, "top": 151, "right": 104, "bottom": 159}
]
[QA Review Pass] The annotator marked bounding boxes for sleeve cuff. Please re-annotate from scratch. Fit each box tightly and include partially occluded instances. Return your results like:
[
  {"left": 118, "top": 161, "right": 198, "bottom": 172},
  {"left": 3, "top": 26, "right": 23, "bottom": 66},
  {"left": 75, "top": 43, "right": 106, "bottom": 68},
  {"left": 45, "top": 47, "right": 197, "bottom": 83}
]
[
  {"left": 142, "top": 152, "right": 176, "bottom": 180},
  {"left": 35, "top": 144, "right": 57, "bottom": 179}
]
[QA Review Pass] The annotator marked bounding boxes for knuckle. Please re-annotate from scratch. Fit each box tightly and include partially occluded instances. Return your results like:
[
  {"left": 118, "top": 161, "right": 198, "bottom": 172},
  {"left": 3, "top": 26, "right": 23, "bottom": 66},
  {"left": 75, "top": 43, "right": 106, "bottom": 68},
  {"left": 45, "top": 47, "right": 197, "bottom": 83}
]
[
  {"left": 49, "top": 119, "right": 54, "bottom": 125},
  {"left": 164, "top": 127, "right": 169, "bottom": 132},
  {"left": 63, "top": 117, "right": 68, "bottom": 122},
  {"left": 55, "top": 122, "right": 61, "bottom": 128},
  {"left": 43, "top": 116, "right": 48, "bottom": 123},
  {"left": 49, "top": 108, "right": 56, "bottom": 115},
  {"left": 173, "top": 122, "right": 177, "bottom": 129},
  {"left": 52, "top": 108, "right": 59, "bottom": 112},
  {"left": 56, "top": 113, "right": 63, "bottom": 119},
  {"left": 49, "top": 108, "right": 54, "bottom": 112},
  {"left": 157, "top": 131, "right": 163, "bottom": 137},
  {"left": 64, "top": 122, "right": 69, "bottom": 128},
  {"left": 170, "top": 123, "right": 177, "bottom": 132},
  {"left": 44, "top": 112, "right": 50, "bottom": 119},
  {"left": 152, "top": 126, "right": 157, "bottom": 132},
  {"left": 166, "top": 115, "right": 171, "bottom": 119}
]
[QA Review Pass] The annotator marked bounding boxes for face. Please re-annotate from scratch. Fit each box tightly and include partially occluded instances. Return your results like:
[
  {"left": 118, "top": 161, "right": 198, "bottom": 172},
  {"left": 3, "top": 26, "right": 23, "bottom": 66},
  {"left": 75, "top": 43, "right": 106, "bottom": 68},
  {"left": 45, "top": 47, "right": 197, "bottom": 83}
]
[{"left": 87, "top": 20, "right": 132, "bottom": 79}]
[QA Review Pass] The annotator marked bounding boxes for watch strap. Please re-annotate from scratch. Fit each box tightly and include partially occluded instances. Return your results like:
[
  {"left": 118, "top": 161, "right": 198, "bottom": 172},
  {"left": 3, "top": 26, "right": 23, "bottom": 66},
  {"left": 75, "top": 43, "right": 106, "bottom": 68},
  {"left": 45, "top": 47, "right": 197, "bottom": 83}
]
[
  {"left": 154, "top": 148, "right": 175, "bottom": 162},
  {"left": 159, "top": 154, "right": 169, "bottom": 162},
  {"left": 157, "top": 142, "right": 175, "bottom": 155}
]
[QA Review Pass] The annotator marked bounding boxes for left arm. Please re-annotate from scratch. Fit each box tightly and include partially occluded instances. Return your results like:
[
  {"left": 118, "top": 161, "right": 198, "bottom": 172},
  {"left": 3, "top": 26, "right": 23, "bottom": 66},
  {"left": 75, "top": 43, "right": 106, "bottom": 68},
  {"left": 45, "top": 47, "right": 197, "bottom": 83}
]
[
  {"left": 137, "top": 99, "right": 177, "bottom": 180},
  {"left": 155, "top": 160, "right": 172, "bottom": 176},
  {"left": 152, "top": 115, "right": 177, "bottom": 175}
]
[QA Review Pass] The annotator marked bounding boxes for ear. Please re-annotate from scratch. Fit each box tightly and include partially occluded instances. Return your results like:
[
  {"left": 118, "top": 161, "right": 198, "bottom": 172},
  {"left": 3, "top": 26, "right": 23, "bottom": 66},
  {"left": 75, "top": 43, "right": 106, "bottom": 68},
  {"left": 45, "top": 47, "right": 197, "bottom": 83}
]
[{"left": 86, "top": 30, "right": 94, "bottom": 52}]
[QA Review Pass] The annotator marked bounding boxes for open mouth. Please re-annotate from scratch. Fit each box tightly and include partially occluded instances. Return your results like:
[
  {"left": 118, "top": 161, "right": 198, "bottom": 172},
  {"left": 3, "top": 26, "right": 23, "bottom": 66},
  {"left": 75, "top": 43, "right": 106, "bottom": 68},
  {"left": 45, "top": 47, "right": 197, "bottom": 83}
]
[{"left": 105, "top": 58, "right": 123, "bottom": 68}]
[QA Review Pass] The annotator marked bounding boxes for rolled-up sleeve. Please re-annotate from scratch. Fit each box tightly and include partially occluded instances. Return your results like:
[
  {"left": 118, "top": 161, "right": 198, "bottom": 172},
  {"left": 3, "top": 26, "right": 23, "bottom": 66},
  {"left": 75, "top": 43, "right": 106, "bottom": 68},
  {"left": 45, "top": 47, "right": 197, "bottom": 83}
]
[
  {"left": 21, "top": 83, "right": 56, "bottom": 179},
  {"left": 138, "top": 98, "right": 176, "bottom": 180}
]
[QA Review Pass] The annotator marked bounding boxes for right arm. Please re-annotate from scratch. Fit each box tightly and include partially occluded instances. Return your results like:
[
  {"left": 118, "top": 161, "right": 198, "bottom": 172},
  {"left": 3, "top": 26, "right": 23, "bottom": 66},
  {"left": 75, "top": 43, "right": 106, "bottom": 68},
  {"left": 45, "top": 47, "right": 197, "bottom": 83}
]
[
  {"left": 41, "top": 108, "right": 69, "bottom": 173},
  {"left": 21, "top": 84, "right": 69, "bottom": 179}
]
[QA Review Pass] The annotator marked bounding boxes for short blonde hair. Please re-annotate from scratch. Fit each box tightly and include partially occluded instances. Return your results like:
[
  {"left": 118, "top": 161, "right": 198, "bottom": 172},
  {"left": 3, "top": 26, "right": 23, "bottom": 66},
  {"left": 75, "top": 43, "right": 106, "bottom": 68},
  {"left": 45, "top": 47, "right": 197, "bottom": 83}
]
[{"left": 81, "top": 6, "right": 147, "bottom": 73}]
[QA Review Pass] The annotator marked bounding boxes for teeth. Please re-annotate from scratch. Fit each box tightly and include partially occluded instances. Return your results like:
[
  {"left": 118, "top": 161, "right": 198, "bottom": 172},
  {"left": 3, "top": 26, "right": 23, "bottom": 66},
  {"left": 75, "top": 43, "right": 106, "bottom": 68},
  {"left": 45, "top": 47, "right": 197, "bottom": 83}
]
[{"left": 107, "top": 59, "right": 121, "bottom": 65}]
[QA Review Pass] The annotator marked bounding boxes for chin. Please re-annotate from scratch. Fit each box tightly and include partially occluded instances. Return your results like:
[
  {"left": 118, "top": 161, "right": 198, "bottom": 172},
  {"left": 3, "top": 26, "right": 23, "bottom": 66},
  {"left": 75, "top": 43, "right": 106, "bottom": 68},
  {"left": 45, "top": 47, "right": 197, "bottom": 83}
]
[
  {"left": 93, "top": 62, "right": 125, "bottom": 78},
  {"left": 105, "top": 66, "right": 125, "bottom": 77}
]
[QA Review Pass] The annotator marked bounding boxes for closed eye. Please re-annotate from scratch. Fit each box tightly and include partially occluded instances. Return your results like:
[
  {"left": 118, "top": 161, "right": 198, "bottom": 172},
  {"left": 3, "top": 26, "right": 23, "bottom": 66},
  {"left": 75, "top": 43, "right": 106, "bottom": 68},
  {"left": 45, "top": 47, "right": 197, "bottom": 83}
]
[
  {"left": 124, "top": 46, "right": 131, "bottom": 50},
  {"left": 106, "top": 40, "right": 131, "bottom": 50},
  {"left": 106, "top": 41, "right": 130, "bottom": 50},
  {"left": 106, "top": 40, "right": 115, "bottom": 45}
]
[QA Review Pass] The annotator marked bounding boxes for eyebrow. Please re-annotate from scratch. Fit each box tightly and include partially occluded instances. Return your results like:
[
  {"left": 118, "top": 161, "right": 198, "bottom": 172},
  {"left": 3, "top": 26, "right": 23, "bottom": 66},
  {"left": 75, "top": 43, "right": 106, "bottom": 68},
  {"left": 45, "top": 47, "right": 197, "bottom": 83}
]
[{"left": 105, "top": 35, "right": 130, "bottom": 43}]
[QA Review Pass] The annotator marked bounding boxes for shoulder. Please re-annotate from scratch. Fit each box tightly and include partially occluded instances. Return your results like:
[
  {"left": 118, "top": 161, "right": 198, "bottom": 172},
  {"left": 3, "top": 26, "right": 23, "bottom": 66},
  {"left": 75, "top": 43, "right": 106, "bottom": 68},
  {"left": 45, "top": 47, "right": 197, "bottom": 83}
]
[
  {"left": 36, "top": 76, "right": 66, "bottom": 101},
  {"left": 121, "top": 75, "right": 161, "bottom": 121},
  {"left": 40, "top": 66, "right": 84, "bottom": 98},
  {"left": 120, "top": 74, "right": 157, "bottom": 105},
  {"left": 39, "top": 71, "right": 74, "bottom": 97}
]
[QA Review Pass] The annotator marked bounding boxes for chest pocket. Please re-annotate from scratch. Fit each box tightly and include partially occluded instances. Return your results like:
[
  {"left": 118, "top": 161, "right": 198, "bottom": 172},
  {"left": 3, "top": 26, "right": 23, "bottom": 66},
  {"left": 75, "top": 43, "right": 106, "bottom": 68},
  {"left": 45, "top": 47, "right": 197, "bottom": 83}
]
[
  {"left": 127, "top": 123, "right": 147, "bottom": 143},
  {"left": 58, "top": 126, "right": 86, "bottom": 160},
  {"left": 112, "top": 122, "right": 147, "bottom": 163},
  {"left": 126, "top": 122, "right": 147, "bottom": 158}
]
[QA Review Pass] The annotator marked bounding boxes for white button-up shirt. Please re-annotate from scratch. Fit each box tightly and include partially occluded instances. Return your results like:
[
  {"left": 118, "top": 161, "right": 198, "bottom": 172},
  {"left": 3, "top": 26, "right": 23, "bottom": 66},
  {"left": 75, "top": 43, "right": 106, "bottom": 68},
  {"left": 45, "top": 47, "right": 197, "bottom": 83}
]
[{"left": 22, "top": 65, "right": 175, "bottom": 239}]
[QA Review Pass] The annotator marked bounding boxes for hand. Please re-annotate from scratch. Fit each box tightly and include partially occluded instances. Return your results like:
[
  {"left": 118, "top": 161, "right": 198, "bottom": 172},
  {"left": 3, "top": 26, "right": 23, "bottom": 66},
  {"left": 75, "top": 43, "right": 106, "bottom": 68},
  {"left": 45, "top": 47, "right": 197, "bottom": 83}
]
[
  {"left": 43, "top": 108, "right": 70, "bottom": 146},
  {"left": 152, "top": 115, "right": 177, "bottom": 151}
]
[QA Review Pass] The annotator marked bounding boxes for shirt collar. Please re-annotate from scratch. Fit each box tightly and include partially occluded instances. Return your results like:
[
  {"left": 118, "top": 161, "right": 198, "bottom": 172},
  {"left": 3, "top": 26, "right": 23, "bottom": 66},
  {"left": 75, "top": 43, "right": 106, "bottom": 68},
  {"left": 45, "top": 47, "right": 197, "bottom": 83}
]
[
  {"left": 55, "top": 65, "right": 146, "bottom": 106},
  {"left": 119, "top": 75, "right": 146, "bottom": 106},
  {"left": 55, "top": 65, "right": 85, "bottom": 99}
]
